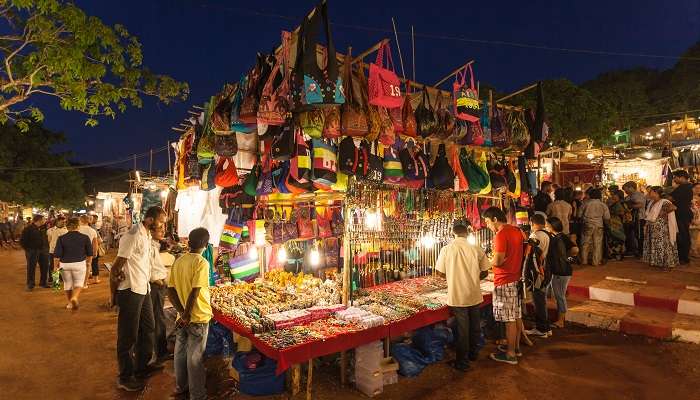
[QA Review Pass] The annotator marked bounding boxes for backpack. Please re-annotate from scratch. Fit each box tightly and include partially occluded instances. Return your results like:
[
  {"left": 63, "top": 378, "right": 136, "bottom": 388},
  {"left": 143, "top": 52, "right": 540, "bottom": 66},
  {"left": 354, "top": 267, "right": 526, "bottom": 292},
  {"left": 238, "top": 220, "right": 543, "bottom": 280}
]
[{"left": 523, "top": 230, "right": 553, "bottom": 292}]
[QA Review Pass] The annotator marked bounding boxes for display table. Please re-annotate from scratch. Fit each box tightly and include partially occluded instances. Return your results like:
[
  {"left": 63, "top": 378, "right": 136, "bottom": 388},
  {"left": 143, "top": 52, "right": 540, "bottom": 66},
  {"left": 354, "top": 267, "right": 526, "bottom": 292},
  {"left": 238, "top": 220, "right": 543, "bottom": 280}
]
[{"left": 213, "top": 290, "right": 493, "bottom": 375}]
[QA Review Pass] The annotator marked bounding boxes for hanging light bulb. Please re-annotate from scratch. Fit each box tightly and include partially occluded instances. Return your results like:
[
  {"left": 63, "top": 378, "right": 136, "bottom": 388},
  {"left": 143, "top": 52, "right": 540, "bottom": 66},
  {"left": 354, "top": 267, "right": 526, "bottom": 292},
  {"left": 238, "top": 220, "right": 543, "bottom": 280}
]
[
  {"left": 421, "top": 234, "right": 436, "bottom": 248},
  {"left": 364, "top": 209, "right": 381, "bottom": 230},
  {"left": 255, "top": 233, "right": 266, "bottom": 247},
  {"left": 248, "top": 246, "right": 258, "bottom": 260},
  {"left": 467, "top": 233, "right": 476, "bottom": 245},
  {"left": 309, "top": 246, "right": 320, "bottom": 266},
  {"left": 278, "top": 247, "right": 288, "bottom": 263},
  {"left": 586, "top": 153, "right": 595, "bottom": 160}
]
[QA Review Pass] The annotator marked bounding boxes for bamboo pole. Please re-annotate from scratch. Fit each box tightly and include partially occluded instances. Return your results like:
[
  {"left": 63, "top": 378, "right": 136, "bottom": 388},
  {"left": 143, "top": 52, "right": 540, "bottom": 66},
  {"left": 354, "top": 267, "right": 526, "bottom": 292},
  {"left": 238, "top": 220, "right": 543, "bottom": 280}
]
[
  {"left": 433, "top": 60, "right": 475, "bottom": 88},
  {"left": 496, "top": 83, "right": 538, "bottom": 103}
]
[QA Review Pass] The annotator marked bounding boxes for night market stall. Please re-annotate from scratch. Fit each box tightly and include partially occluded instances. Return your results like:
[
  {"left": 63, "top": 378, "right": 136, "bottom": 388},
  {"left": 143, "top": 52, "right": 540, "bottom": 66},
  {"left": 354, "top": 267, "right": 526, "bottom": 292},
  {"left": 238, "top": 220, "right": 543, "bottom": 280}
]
[{"left": 164, "top": 1, "right": 550, "bottom": 397}]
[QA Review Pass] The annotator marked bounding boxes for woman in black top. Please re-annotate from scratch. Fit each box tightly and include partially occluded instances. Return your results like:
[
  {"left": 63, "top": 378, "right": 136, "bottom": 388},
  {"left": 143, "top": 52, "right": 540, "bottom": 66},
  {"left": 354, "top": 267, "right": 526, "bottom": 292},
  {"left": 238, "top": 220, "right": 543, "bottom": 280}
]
[
  {"left": 546, "top": 217, "right": 574, "bottom": 328},
  {"left": 54, "top": 217, "right": 93, "bottom": 310}
]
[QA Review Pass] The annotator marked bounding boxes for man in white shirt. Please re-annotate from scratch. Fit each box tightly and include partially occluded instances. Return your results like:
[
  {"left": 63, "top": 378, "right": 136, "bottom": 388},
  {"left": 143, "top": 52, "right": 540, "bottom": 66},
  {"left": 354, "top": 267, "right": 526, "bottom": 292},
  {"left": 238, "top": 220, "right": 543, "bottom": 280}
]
[
  {"left": 435, "top": 221, "right": 490, "bottom": 372},
  {"left": 111, "top": 206, "right": 167, "bottom": 392},
  {"left": 149, "top": 221, "right": 171, "bottom": 363},
  {"left": 47, "top": 216, "right": 68, "bottom": 284},
  {"left": 78, "top": 215, "right": 98, "bottom": 285}
]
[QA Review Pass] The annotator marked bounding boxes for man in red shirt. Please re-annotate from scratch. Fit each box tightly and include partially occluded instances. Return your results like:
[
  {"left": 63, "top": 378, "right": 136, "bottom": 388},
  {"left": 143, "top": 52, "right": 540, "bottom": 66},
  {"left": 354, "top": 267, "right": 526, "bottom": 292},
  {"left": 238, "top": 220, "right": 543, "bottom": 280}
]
[{"left": 483, "top": 207, "right": 525, "bottom": 365}]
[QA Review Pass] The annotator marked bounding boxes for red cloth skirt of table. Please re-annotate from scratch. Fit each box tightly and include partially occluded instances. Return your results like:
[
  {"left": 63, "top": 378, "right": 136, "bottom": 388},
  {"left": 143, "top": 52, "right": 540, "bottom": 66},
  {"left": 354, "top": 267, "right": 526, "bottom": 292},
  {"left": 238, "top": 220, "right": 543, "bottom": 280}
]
[{"left": 213, "top": 292, "right": 493, "bottom": 375}]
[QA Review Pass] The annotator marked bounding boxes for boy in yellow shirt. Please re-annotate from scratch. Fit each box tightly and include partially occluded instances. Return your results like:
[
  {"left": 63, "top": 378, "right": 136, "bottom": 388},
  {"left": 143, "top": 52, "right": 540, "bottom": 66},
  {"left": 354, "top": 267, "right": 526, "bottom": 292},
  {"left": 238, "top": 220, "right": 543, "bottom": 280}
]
[{"left": 168, "top": 228, "right": 212, "bottom": 400}]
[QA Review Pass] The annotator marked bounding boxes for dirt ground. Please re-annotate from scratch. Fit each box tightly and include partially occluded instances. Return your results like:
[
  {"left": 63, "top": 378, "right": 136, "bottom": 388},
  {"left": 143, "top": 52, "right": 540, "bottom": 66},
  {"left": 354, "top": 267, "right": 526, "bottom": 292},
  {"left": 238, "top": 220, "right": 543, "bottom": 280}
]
[{"left": 0, "top": 248, "right": 698, "bottom": 400}]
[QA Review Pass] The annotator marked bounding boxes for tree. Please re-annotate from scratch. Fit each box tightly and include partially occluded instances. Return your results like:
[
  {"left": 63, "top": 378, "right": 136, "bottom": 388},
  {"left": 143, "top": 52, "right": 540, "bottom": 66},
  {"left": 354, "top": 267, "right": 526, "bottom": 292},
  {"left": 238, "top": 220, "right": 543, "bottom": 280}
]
[
  {"left": 509, "top": 79, "right": 618, "bottom": 144},
  {"left": 0, "top": 122, "right": 85, "bottom": 208},
  {"left": 582, "top": 68, "right": 659, "bottom": 129},
  {"left": 0, "top": 0, "right": 189, "bottom": 130}
]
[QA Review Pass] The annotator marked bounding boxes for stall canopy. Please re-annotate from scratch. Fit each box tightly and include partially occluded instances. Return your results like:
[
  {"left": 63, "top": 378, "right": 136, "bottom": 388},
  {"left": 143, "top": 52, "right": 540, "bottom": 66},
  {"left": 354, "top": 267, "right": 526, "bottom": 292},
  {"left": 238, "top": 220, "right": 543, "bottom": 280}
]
[{"left": 603, "top": 157, "right": 670, "bottom": 187}]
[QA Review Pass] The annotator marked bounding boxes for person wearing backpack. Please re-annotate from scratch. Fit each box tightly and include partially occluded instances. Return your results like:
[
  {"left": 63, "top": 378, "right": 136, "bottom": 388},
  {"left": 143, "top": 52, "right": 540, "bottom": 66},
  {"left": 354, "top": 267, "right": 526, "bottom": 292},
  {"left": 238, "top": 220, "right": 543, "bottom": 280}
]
[
  {"left": 524, "top": 213, "right": 552, "bottom": 338},
  {"left": 546, "top": 217, "right": 575, "bottom": 328}
]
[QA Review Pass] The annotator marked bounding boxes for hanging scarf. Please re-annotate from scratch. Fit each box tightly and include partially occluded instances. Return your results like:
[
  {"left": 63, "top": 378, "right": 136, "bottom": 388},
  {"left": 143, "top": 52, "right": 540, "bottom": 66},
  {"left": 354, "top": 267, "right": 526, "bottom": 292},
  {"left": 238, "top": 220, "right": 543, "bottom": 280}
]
[{"left": 645, "top": 199, "right": 678, "bottom": 244}]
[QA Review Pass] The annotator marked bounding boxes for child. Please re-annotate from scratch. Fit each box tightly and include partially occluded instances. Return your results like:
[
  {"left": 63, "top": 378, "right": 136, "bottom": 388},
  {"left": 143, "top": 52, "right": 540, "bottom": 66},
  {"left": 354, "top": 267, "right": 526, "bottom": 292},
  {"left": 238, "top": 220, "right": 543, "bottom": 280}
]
[{"left": 168, "top": 228, "right": 212, "bottom": 400}]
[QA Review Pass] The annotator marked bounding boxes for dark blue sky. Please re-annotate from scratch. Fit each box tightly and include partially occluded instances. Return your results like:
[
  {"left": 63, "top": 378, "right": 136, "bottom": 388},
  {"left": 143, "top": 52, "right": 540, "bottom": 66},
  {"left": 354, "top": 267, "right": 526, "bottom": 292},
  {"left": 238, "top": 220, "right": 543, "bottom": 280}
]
[{"left": 41, "top": 0, "right": 699, "bottom": 167}]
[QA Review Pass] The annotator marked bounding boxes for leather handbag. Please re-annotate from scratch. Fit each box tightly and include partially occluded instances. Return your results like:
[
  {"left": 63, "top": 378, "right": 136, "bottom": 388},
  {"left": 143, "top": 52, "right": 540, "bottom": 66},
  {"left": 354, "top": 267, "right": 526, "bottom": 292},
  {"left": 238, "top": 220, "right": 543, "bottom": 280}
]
[
  {"left": 291, "top": 2, "right": 345, "bottom": 109},
  {"left": 453, "top": 64, "right": 480, "bottom": 122},
  {"left": 368, "top": 41, "right": 403, "bottom": 108},
  {"left": 257, "top": 32, "right": 292, "bottom": 128},
  {"left": 401, "top": 82, "right": 418, "bottom": 138},
  {"left": 340, "top": 48, "right": 369, "bottom": 137},
  {"left": 378, "top": 107, "right": 396, "bottom": 145},
  {"left": 214, "top": 134, "right": 238, "bottom": 157},
  {"left": 212, "top": 84, "right": 235, "bottom": 134},
  {"left": 415, "top": 86, "right": 438, "bottom": 139}
]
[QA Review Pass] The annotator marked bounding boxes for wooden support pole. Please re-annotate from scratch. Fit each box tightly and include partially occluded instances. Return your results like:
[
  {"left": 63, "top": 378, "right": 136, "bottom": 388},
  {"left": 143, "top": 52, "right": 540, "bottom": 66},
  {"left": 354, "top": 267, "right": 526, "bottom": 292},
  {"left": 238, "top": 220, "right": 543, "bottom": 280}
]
[
  {"left": 383, "top": 337, "right": 390, "bottom": 358},
  {"left": 352, "top": 39, "right": 390, "bottom": 65},
  {"left": 496, "top": 83, "right": 538, "bottom": 103},
  {"left": 433, "top": 59, "right": 475, "bottom": 88},
  {"left": 290, "top": 364, "right": 301, "bottom": 395},
  {"left": 171, "top": 127, "right": 186, "bottom": 132},
  {"left": 340, "top": 351, "right": 347, "bottom": 386},
  {"left": 306, "top": 359, "right": 313, "bottom": 400}
]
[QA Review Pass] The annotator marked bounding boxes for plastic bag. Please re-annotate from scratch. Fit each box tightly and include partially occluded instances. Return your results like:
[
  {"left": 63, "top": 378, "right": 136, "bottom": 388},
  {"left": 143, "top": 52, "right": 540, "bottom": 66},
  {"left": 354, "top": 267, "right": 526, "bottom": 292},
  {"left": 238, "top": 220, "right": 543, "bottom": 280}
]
[{"left": 391, "top": 343, "right": 429, "bottom": 377}]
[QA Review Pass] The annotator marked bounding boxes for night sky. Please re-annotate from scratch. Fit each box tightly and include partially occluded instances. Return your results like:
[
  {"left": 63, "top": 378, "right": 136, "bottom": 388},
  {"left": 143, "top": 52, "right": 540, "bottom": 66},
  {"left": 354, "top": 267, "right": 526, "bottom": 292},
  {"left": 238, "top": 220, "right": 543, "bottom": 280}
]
[{"left": 39, "top": 0, "right": 700, "bottom": 169}]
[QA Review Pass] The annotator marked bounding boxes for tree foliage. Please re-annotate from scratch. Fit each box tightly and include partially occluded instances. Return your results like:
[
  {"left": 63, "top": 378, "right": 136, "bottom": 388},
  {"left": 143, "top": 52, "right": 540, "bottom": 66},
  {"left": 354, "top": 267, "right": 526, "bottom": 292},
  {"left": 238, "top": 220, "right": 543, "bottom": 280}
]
[
  {"left": 0, "top": 0, "right": 189, "bottom": 130},
  {"left": 0, "top": 122, "right": 85, "bottom": 208},
  {"left": 509, "top": 78, "right": 618, "bottom": 144}
]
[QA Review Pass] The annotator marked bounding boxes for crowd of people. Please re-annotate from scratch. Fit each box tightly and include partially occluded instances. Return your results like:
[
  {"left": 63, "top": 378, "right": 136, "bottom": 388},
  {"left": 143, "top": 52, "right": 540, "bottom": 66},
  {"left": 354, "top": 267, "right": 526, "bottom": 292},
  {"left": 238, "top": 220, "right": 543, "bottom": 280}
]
[{"left": 531, "top": 168, "right": 700, "bottom": 270}]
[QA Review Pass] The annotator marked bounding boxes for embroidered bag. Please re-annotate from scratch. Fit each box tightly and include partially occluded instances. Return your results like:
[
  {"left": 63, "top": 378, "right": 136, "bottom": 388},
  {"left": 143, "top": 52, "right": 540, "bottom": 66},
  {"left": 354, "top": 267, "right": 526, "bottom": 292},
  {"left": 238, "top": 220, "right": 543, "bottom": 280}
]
[
  {"left": 429, "top": 143, "right": 455, "bottom": 190},
  {"left": 271, "top": 123, "right": 295, "bottom": 161},
  {"left": 401, "top": 83, "right": 418, "bottom": 138},
  {"left": 415, "top": 86, "right": 438, "bottom": 139},
  {"left": 340, "top": 47, "right": 369, "bottom": 137},
  {"left": 291, "top": 2, "right": 345, "bottom": 109},
  {"left": 383, "top": 145, "right": 404, "bottom": 183},
  {"left": 453, "top": 64, "right": 480, "bottom": 122},
  {"left": 214, "top": 134, "right": 238, "bottom": 157},
  {"left": 368, "top": 41, "right": 403, "bottom": 108},
  {"left": 257, "top": 32, "right": 292, "bottom": 127},
  {"left": 378, "top": 106, "right": 396, "bottom": 145},
  {"left": 311, "top": 139, "right": 337, "bottom": 190}
]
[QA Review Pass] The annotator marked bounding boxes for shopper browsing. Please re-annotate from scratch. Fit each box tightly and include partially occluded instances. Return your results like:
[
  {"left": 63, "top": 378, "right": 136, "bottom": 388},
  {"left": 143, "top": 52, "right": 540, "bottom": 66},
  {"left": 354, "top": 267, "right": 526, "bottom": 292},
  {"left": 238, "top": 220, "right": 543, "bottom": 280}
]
[
  {"left": 482, "top": 207, "right": 525, "bottom": 365},
  {"left": 525, "top": 213, "right": 552, "bottom": 338},
  {"left": 20, "top": 215, "right": 50, "bottom": 290},
  {"left": 671, "top": 169, "right": 693, "bottom": 265},
  {"left": 168, "top": 227, "right": 213, "bottom": 400},
  {"left": 47, "top": 216, "right": 68, "bottom": 284},
  {"left": 78, "top": 215, "right": 99, "bottom": 286},
  {"left": 111, "top": 206, "right": 167, "bottom": 392},
  {"left": 53, "top": 217, "right": 93, "bottom": 310},
  {"left": 545, "top": 217, "right": 575, "bottom": 328},
  {"left": 149, "top": 221, "right": 171, "bottom": 364},
  {"left": 577, "top": 189, "right": 610, "bottom": 266},
  {"left": 435, "top": 221, "right": 490, "bottom": 372}
]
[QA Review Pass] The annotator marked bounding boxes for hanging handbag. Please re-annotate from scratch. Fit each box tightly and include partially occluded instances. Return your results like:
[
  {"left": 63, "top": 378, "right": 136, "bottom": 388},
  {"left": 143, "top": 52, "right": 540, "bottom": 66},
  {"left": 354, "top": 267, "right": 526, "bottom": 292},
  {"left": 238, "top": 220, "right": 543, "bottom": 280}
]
[
  {"left": 399, "top": 142, "right": 428, "bottom": 189},
  {"left": 453, "top": 64, "right": 480, "bottom": 122},
  {"left": 219, "top": 184, "right": 255, "bottom": 212},
  {"left": 338, "top": 136, "right": 360, "bottom": 176},
  {"left": 317, "top": 208, "right": 333, "bottom": 239},
  {"left": 340, "top": 48, "right": 369, "bottom": 137},
  {"left": 401, "top": 82, "right": 418, "bottom": 138},
  {"left": 200, "top": 162, "right": 217, "bottom": 191},
  {"left": 481, "top": 99, "right": 493, "bottom": 147},
  {"left": 368, "top": 41, "right": 403, "bottom": 108},
  {"left": 243, "top": 163, "right": 260, "bottom": 197},
  {"left": 331, "top": 207, "right": 344, "bottom": 236},
  {"left": 239, "top": 56, "right": 264, "bottom": 124},
  {"left": 229, "top": 242, "right": 260, "bottom": 282},
  {"left": 451, "top": 146, "right": 468, "bottom": 191},
  {"left": 291, "top": 2, "right": 345, "bottom": 109},
  {"left": 185, "top": 153, "right": 201, "bottom": 180},
  {"left": 212, "top": 84, "right": 235, "bottom": 134},
  {"left": 378, "top": 106, "right": 396, "bottom": 145},
  {"left": 290, "top": 134, "right": 311, "bottom": 183},
  {"left": 299, "top": 109, "right": 325, "bottom": 139},
  {"left": 460, "top": 149, "right": 488, "bottom": 194},
  {"left": 490, "top": 104, "right": 509, "bottom": 148},
  {"left": 214, "top": 134, "right": 238, "bottom": 157},
  {"left": 415, "top": 86, "right": 438, "bottom": 139},
  {"left": 214, "top": 157, "right": 239, "bottom": 188},
  {"left": 383, "top": 144, "right": 404, "bottom": 183},
  {"left": 359, "top": 63, "right": 381, "bottom": 142},
  {"left": 220, "top": 208, "right": 245, "bottom": 252},
  {"left": 256, "top": 153, "right": 274, "bottom": 196},
  {"left": 507, "top": 110, "right": 530, "bottom": 151},
  {"left": 296, "top": 207, "right": 314, "bottom": 239},
  {"left": 323, "top": 237, "right": 340, "bottom": 268},
  {"left": 271, "top": 123, "right": 295, "bottom": 161},
  {"left": 311, "top": 139, "right": 337, "bottom": 190},
  {"left": 322, "top": 105, "right": 342, "bottom": 139},
  {"left": 272, "top": 161, "right": 291, "bottom": 194},
  {"left": 361, "top": 140, "right": 383, "bottom": 183},
  {"left": 429, "top": 143, "right": 455, "bottom": 190},
  {"left": 435, "top": 94, "right": 455, "bottom": 140},
  {"left": 476, "top": 151, "right": 492, "bottom": 195},
  {"left": 257, "top": 32, "right": 291, "bottom": 128}
]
